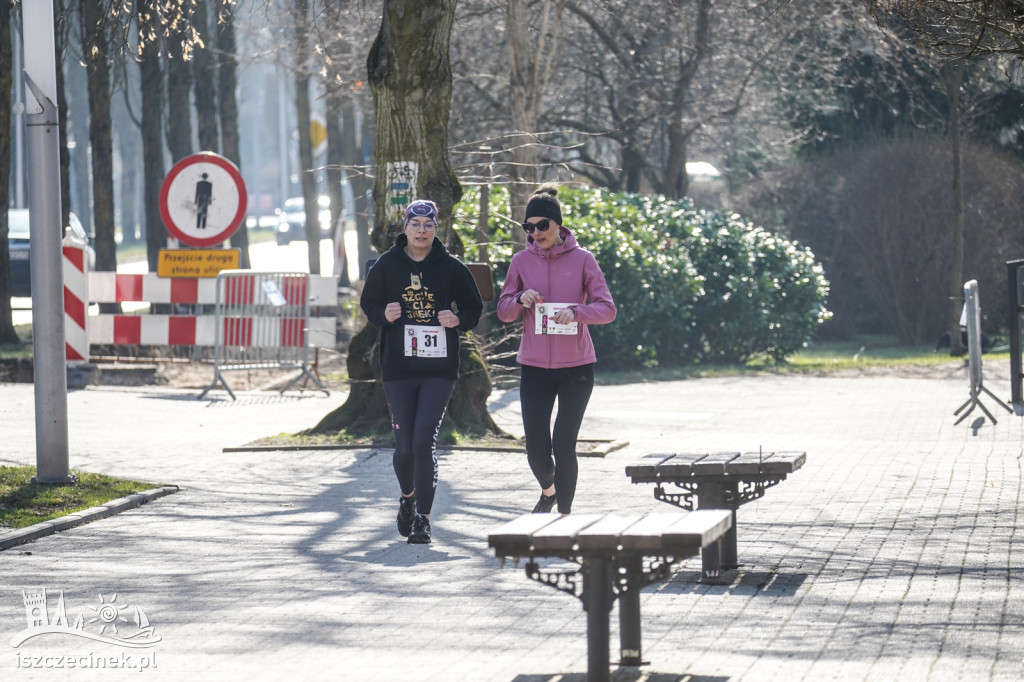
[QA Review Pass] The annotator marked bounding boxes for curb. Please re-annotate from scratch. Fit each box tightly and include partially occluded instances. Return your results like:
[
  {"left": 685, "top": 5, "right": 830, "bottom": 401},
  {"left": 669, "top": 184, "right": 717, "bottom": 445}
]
[
  {"left": 0, "top": 485, "right": 180, "bottom": 552},
  {"left": 222, "top": 439, "right": 629, "bottom": 457}
]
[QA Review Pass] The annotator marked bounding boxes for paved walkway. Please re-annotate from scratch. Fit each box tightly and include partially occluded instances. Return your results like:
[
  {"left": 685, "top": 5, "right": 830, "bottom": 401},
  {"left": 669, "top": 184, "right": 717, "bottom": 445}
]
[{"left": 0, "top": 369, "right": 1022, "bottom": 681}]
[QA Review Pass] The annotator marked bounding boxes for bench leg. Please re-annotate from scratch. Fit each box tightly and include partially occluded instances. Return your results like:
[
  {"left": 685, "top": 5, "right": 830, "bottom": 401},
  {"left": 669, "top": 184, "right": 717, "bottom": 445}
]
[
  {"left": 700, "top": 536, "right": 727, "bottom": 585},
  {"left": 617, "top": 554, "right": 644, "bottom": 666},
  {"left": 697, "top": 483, "right": 740, "bottom": 570},
  {"left": 583, "top": 557, "right": 612, "bottom": 682},
  {"left": 722, "top": 507, "right": 739, "bottom": 569}
]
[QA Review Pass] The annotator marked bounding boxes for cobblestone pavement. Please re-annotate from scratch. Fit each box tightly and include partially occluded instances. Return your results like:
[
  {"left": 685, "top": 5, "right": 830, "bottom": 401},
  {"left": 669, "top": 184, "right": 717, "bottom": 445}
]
[{"left": 0, "top": 372, "right": 1021, "bottom": 681}]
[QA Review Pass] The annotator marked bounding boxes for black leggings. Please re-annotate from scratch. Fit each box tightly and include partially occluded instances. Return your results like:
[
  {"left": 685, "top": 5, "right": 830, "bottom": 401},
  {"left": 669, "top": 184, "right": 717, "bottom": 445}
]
[
  {"left": 519, "top": 363, "right": 595, "bottom": 514},
  {"left": 384, "top": 377, "right": 455, "bottom": 515}
]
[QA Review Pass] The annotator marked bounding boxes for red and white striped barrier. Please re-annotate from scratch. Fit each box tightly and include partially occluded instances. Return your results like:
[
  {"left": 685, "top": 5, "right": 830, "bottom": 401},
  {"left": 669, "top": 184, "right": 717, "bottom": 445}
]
[
  {"left": 88, "top": 272, "right": 219, "bottom": 305},
  {"left": 62, "top": 240, "right": 89, "bottom": 363},
  {"left": 83, "top": 272, "right": 337, "bottom": 348}
]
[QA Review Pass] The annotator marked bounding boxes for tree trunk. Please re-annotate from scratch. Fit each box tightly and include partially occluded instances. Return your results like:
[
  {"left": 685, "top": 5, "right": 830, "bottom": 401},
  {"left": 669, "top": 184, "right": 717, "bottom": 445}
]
[
  {"left": 663, "top": 126, "right": 689, "bottom": 200},
  {"left": 0, "top": 0, "right": 18, "bottom": 343},
  {"left": 346, "top": 105, "right": 374, "bottom": 276},
  {"left": 83, "top": 0, "right": 116, "bottom": 273},
  {"left": 662, "top": 0, "right": 710, "bottom": 200},
  {"left": 943, "top": 63, "right": 966, "bottom": 357},
  {"left": 218, "top": 0, "right": 250, "bottom": 267},
  {"left": 325, "top": 91, "right": 350, "bottom": 286},
  {"left": 55, "top": 2, "right": 71, "bottom": 233},
  {"left": 138, "top": 7, "right": 167, "bottom": 273},
  {"left": 310, "top": 0, "right": 501, "bottom": 439},
  {"left": 293, "top": 0, "right": 321, "bottom": 275},
  {"left": 507, "top": 0, "right": 538, "bottom": 251},
  {"left": 193, "top": 0, "right": 219, "bottom": 152},
  {"left": 165, "top": 26, "right": 194, "bottom": 163}
]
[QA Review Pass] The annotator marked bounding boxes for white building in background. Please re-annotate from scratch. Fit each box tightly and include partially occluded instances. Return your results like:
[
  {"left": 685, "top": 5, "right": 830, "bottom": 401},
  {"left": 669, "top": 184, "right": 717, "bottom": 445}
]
[{"left": 686, "top": 161, "right": 728, "bottom": 209}]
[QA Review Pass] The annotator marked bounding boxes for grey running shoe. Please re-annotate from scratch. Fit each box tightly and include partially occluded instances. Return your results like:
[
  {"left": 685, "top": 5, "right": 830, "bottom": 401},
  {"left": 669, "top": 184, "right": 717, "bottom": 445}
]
[
  {"left": 532, "top": 492, "right": 557, "bottom": 513},
  {"left": 408, "top": 514, "right": 431, "bottom": 544},
  {"left": 397, "top": 494, "right": 416, "bottom": 537}
]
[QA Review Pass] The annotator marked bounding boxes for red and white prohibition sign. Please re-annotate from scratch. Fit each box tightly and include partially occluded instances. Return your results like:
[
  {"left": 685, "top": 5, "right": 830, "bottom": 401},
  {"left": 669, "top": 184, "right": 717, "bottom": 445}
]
[{"left": 159, "top": 152, "right": 247, "bottom": 247}]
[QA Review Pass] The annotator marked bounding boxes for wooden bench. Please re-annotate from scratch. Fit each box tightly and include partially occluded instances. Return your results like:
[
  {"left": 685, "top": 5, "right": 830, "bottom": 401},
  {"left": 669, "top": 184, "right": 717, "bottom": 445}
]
[
  {"left": 625, "top": 451, "right": 806, "bottom": 574},
  {"left": 488, "top": 510, "right": 731, "bottom": 682}
]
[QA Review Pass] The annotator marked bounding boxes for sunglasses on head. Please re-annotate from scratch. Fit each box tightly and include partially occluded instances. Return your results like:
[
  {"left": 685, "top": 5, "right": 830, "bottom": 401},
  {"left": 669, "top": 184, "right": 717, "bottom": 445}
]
[{"left": 522, "top": 218, "right": 554, "bottom": 234}]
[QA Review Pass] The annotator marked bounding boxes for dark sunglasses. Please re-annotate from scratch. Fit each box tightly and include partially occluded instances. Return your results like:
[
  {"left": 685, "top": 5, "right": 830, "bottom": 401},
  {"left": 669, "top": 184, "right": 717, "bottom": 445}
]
[{"left": 522, "top": 218, "right": 554, "bottom": 234}]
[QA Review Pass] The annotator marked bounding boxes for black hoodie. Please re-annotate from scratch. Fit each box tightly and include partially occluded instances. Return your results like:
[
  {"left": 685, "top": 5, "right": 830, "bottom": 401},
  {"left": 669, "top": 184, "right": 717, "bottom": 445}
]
[{"left": 361, "top": 233, "right": 484, "bottom": 381}]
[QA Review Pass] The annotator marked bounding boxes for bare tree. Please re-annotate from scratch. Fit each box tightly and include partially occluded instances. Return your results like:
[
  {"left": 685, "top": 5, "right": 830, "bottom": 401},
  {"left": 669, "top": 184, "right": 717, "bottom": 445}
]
[
  {"left": 217, "top": 0, "right": 250, "bottom": 268},
  {"left": 506, "top": 0, "right": 561, "bottom": 248},
  {"left": 82, "top": 0, "right": 117, "bottom": 273},
  {"left": 0, "top": 0, "right": 17, "bottom": 344},
  {"left": 866, "top": 0, "right": 1024, "bottom": 58},
  {"left": 193, "top": 0, "right": 219, "bottom": 152},
  {"left": 311, "top": 0, "right": 499, "bottom": 437}
]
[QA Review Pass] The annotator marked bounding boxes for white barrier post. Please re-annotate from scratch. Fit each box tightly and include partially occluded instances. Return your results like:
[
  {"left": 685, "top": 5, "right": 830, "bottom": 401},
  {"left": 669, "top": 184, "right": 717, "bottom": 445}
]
[{"left": 62, "top": 238, "right": 89, "bottom": 364}]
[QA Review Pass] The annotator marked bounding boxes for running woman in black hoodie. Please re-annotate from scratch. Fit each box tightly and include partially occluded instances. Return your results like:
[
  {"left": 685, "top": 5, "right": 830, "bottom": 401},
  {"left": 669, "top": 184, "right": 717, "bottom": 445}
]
[{"left": 360, "top": 199, "right": 483, "bottom": 544}]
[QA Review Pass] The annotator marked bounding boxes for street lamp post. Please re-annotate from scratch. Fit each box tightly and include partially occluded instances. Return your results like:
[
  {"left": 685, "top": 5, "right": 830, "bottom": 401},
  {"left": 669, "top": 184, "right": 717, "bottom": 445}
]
[{"left": 23, "top": 0, "right": 74, "bottom": 484}]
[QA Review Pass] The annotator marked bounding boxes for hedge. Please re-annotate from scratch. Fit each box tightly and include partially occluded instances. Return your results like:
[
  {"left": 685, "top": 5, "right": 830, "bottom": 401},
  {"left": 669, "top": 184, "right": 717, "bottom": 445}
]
[{"left": 454, "top": 185, "right": 830, "bottom": 368}]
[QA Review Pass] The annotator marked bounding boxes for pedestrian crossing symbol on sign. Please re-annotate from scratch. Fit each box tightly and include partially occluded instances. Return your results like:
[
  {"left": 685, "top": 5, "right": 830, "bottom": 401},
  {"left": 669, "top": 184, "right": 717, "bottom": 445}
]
[{"left": 160, "top": 152, "right": 247, "bottom": 248}]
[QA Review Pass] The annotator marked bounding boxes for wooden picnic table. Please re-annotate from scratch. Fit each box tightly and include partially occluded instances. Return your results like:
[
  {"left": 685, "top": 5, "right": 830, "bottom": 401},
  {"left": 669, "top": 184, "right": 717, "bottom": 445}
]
[{"left": 488, "top": 509, "right": 732, "bottom": 682}]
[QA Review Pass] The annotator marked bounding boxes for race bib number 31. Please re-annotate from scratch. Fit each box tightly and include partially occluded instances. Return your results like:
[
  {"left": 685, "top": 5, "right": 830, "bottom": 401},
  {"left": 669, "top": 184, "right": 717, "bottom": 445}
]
[{"left": 404, "top": 325, "right": 448, "bottom": 358}]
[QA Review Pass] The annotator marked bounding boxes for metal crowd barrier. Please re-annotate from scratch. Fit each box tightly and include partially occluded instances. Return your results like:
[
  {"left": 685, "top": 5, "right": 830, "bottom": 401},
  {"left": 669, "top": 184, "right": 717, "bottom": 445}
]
[
  {"left": 954, "top": 279, "right": 1011, "bottom": 425},
  {"left": 198, "top": 270, "right": 337, "bottom": 400}
]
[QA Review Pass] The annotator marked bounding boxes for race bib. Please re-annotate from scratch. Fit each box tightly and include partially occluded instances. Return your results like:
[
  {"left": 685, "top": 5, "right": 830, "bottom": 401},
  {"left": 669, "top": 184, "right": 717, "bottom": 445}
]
[
  {"left": 535, "top": 303, "right": 578, "bottom": 336},
  {"left": 404, "top": 325, "right": 448, "bottom": 358}
]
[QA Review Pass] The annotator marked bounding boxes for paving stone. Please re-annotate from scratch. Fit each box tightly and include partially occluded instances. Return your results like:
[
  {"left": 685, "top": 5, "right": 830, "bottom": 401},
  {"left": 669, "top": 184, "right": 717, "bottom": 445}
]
[{"left": 0, "top": 375, "right": 1021, "bottom": 680}]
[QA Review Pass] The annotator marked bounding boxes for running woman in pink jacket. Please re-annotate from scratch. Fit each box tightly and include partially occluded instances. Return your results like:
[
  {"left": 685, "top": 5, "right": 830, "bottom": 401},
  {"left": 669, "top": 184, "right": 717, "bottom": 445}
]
[{"left": 497, "top": 184, "right": 617, "bottom": 514}]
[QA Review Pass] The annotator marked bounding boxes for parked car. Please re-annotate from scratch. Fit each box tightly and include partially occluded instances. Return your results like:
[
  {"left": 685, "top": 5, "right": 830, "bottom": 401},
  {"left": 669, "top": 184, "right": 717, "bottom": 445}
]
[
  {"left": 274, "top": 195, "right": 332, "bottom": 244},
  {"left": 8, "top": 208, "right": 95, "bottom": 298}
]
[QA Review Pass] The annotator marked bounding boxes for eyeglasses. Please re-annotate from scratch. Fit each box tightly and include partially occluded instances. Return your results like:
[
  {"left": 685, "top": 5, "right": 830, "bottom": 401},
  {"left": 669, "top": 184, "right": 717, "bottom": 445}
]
[
  {"left": 522, "top": 218, "right": 554, "bottom": 234},
  {"left": 407, "top": 219, "right": 436, "bottom": 232}
]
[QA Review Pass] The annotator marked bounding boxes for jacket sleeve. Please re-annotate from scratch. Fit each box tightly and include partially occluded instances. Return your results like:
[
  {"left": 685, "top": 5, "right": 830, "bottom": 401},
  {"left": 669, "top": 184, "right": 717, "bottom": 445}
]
[
  {"left": 359, "top": 257, "right": 391, "bottom": 328},
  {"left": 496, "top": 256, "right": 525, "bottom": 323},
  {"left": 572, "top": 252, "right": 616, "bottom": 325},
  {"left": 453, "top": 261, "right": 484, "bottom": 331}
]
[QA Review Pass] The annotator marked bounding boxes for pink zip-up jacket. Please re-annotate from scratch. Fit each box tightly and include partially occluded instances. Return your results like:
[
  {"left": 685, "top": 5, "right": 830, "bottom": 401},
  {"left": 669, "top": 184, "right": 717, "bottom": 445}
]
[{"left": 497, "top": 226, "right": 616, "bottom": 369}]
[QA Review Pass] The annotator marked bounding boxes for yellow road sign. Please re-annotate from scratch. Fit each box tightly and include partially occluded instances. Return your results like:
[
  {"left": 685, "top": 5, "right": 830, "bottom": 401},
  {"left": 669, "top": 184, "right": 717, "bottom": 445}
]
[{"left": 158, "top": 249, "right": 240, "bottom": 278}]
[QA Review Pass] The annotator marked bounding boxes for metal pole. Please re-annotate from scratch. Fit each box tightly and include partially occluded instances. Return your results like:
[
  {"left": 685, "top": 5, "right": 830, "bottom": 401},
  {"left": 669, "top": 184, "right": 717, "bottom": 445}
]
[
  {"left": 23, "top": 1, "right": 73, "bottom": 484},
  {"left": 1007, "top": 260, "right": 1024, "bottom": 413},
  {"left": 617, "top": 554, "right": 644, "bottom": 666}
]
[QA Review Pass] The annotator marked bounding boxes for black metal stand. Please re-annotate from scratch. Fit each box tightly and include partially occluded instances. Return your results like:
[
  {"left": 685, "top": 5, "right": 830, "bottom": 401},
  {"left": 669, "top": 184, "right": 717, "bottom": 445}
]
[
  {"left": 525, "top": 551, "right": 685, "bottom": 681},
  {"left": 654, "top": 473, "right": 785, "bottom": 577}
]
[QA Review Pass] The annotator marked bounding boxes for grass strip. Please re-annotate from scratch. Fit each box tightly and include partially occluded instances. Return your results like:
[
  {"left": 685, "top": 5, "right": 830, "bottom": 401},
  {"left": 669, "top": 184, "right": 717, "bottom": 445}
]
[{"left": 0, "top": 466, "right": 159, "bottom": 530}]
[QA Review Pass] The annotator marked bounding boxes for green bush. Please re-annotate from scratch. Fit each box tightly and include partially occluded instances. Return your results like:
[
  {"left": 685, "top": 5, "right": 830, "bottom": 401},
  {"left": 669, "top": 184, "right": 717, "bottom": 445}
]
[{"left": 454, "top": 185, "right": 830, "bottom": 368}]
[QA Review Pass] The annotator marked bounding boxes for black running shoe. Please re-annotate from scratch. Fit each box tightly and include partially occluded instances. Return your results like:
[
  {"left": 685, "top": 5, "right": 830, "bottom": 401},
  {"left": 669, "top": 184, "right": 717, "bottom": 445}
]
[
  {"left": 532, "top": 492, "right": 557, "bottom": 514},
  {"left": 397, "top": 494, "right": 416, "bottom": 537},
  {"left": 408, "top": 514, "right": 431, "bottom": 544}
]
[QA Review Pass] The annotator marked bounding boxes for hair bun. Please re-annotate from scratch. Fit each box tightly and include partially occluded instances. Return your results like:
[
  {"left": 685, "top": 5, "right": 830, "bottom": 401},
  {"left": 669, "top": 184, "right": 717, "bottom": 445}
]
[{"left": 534, "top": 183, "right": 559, "bottom": 198}]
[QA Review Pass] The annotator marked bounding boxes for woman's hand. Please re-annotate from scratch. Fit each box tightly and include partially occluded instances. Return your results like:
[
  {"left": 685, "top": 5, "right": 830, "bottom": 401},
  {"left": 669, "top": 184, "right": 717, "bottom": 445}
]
[
  {"left": 438, "top": 310, "right": 460, "bottom": 328},
  {"left": 518, "top": 289, "right": 543, "bottom": 308},
  {"left": 385, "top": 302, "right": 402, "bottom": 323},
  {"left": 552, "top": 307, "right": 576, "bottom": 325}
]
